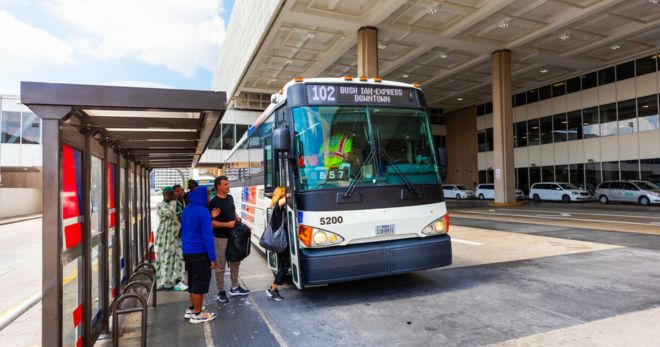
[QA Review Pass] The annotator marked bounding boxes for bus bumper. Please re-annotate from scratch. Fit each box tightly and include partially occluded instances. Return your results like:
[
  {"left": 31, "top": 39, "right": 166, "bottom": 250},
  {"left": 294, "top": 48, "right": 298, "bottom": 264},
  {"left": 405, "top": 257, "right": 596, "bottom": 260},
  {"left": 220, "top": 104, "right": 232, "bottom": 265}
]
[{"left": 300, "top": 234, "right": 452, "bottom": 286}]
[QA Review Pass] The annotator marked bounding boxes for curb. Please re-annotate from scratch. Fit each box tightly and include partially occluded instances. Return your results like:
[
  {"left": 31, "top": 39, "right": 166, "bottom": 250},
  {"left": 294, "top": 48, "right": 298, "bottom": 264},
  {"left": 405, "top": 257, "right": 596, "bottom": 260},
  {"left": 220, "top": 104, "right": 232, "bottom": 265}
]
[{"left": 0, "top": 214, "right": 42, "bottom": 226}]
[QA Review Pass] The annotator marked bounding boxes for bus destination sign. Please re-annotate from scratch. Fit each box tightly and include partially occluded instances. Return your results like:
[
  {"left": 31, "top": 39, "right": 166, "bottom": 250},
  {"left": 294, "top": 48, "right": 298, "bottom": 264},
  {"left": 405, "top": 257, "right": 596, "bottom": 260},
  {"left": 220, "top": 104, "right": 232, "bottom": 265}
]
[{"left": 305, "top": 84, "right": 417, "bottom": 107}]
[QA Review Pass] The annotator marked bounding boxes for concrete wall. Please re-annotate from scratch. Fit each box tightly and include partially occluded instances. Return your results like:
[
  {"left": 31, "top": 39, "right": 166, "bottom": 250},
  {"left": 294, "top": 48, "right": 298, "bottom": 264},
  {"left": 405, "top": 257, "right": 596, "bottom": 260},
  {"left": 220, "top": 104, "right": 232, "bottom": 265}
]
[
  {"left": 446, "top": 105, "right": 478, "bottom": 188},
  {"left": 0, "top": 188, "right": 42, "bottom": 219},
  {"left": 1, "top": 171, "right": 42, "bottom": 189}
]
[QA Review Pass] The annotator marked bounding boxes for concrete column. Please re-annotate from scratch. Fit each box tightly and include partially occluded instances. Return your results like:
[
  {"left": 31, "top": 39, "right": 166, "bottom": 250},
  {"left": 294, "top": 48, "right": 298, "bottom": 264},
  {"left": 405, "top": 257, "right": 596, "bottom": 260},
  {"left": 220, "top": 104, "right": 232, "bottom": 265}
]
[
  {"left": 491, "top": 50, "right": 516, "bottom": 204},
  {"left": 357, "top": 26, "right": 379, "bottom": 77}
]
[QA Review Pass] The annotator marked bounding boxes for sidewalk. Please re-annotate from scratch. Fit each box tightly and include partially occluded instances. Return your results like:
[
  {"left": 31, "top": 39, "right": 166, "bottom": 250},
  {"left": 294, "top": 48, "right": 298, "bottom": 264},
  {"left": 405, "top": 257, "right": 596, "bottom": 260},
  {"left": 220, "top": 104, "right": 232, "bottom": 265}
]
[{"left": 0, "top": 214, "right": 42, "bottom": 226}]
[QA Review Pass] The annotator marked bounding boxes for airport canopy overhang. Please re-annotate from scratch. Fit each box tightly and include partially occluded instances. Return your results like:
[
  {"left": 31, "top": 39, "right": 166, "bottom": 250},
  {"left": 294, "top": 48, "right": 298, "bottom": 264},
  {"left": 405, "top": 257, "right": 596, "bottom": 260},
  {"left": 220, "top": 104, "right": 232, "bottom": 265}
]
[
  {"left": 21, "top": 82, "right": 226, "bottom": 168},
  {"left": 220, "top": 0, "right": 660, "bottom": 112}
]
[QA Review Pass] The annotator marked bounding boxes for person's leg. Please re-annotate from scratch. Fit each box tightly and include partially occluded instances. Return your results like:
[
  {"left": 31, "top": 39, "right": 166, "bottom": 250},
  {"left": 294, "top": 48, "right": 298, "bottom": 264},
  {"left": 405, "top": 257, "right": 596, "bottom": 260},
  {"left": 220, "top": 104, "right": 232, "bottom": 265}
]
[
  {"left": 229, "top": 261, "right": 240, "bottom": 288},
  {"left": 191, "top": 293, "right": 204, "bottom": 312},
  {"left": 214, "top": 238, "right": 228, "bottom": 291},
  {"left": 272, "top": 251, "right": 290, "bottom": 289}
]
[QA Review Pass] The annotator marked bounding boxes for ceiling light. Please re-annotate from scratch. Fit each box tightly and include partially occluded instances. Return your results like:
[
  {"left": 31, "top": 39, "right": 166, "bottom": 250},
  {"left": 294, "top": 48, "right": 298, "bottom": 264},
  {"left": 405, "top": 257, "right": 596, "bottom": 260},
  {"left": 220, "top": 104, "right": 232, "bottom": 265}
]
[
  {"left": 401, "top": 73, "right": 410, "bottom": 78},
  {"left": 426, "top": 6, "right": 439, "bottom": 14},
  {"left": 378, "top": 41, "right": 388, "bottom": 50},
  {"left": 642, "top": 104, "right": 649, "bottom": 108},
  {"left": 497, "top": 20, "right": 509, "bottom": 29},
  {"left": 439, "top": 52, "right": 448, "bottom": 59},
  {"left": 540, "top": 67, "right": 549, "bottom": 74},
  {"left": 559, "top": 32, "right": 570, "bottom": 40},
  {"left": 306, "top": 32, "right": 316, "bottom": 40},
  {"left": 649, "top": 0, "right": 659, "bottom": 5},
  {"left": 271, "top": 78, "right": 277, "bottom": 82},
  {"left": 286, "top": 59, "right": 293, "bottom": 65},
  {"left": 457, "top": 97, "right": 463, "bottom": 101},
  {"left": 610, "top": 43, "right": 620, "bottom": 50}
]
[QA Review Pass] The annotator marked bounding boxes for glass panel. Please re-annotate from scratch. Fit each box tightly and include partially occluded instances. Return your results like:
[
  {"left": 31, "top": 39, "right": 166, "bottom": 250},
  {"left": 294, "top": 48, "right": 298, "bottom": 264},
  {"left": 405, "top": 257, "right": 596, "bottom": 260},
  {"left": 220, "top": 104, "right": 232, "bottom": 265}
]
[
  {"left": 585, "top": 163, "right": 601, "bottom": 191},
  {"left": 636, "top": 55, "right": 657, "bottom": 76},
  {"left": 526, "top": 89, "right": 538, "bottom": 103},
  {"left": 566, "top": 77, "right": 581, "bottom": 93},
  {"left": 478, "top": 131, "right": 486, "bottom": 152},
  {"left": 21, "top": 112, "right": 40, "bottom": 144},
  {"left": 569, "top": 164, "right": 585, "bottom": 189},
  {"left": 514, "top": 93, "right": 526, "bottom": 107},
  {"left": 638, "top": 95, "right": 659, "bottom": 132},
  {"left": 485, "top": 128, "right": 493, "bottom": 151},
  {"left": 539, "top": 85, "right": 552, "bottom": 100},
  {"left": 221, "top": 124, "right": 235, "bottom": 149},
  {"left": 236, "top": 124, "right": 249, "bottom": 141},
  {"left": 477, "top": 104, "right": 485, "bottom": 116},
  {"left": 553, "top": 113, "right": 567, "bottom": 142},
  {"left": 515, "top": 121, "right": 527, "bottom": 147},
  {"left": 552, "top": 82, "right": 566, "bottom": 97},
  {"left": 602, "top": 161, "right": 620, "bottom": 181},
  {"left": 581, "top": 72, "right": 597, "bottom": 90},
  {"left": 582, "top": 107, "right": 599, "bottom": 138},
  {"left": 130, "top": 172, "right": 136, "bottom": 270},
  {"left": 616, "top": 61, "right": 635, "bottom": 81},
  {"left": 620, "top": 159, "right": 640, "bottom": 180},
  {"left": 517, "top": 167, "right": 529, "bottom": 194},
  {"left": 598, "top": 66, "right": 615, "bottom": 85},
  {"left": 108, "top": 163, "right": 117, "bottom": 301},
  {"left": 640, "top": 158, "right": 660, "bottom": 186},
  {"left": 566, "top": 110, "right": 582, "bottom": 141},
  {"left": 90, "top": 156, "right": 103, "bottom": 327},
  {"left": 485, "top": 102, "right": 493, "bottom": 114},
  {"left": 1, "top": 111, "right": 21, "bottom": 143},
  {"left": 479, "top": 170, "right": 487, "bottom": 183},
  {"left": 599, "top": 103, "right": 617, "bottom": 136},
  {"left": 119, "top": 168, "right": 127, "bottom": 285},
  {"left": 61, "top": 144, "right": 84, "bottom": 347},
  {"left": 207, "top": 126, "right": 223, "bottom": 149},
  {"left": 541, "top": 165, "right": 554, "bottom": 181},
  {"left": 555, "top": 164, "right": 569, "bottom": 182},
  {"left": 617, "top": 99, "right": 637, "bottom": 134},
  {"left": 529, "top": 167, "right": 541, "bottom": 185},
  {"left": 487, "top": 169, "right": 494, "bottom": 183},
  {"left": 527, "top": 118, "right": 540, "bottom": 146},
  {"left": 540, "top": 116, "right": 553, "bottom": 144}
]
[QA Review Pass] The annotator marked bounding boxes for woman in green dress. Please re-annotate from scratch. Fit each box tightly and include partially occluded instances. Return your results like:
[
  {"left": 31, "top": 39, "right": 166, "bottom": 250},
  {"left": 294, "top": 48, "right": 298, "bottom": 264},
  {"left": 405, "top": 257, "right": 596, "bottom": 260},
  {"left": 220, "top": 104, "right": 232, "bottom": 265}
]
[{"left": 155, "top": 187, "right": 186, "bottom": 290}]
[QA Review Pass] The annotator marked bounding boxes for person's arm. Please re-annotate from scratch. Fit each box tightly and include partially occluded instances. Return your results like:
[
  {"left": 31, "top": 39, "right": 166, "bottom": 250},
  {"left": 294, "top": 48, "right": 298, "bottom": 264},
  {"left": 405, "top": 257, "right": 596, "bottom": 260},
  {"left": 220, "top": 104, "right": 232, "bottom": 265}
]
[
  {"left": 201, "top": 211, "right": 216, "bottom": 264},
  {"left": 212, "top": 220, "right": 235, "bottom": 228}
]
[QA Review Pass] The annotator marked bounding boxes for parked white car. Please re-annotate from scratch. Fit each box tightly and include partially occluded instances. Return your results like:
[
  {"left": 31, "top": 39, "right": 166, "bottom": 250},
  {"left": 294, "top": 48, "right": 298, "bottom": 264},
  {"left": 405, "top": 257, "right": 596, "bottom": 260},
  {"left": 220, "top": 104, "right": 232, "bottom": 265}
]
[
  {"left": 443, "top": 184, "right": 475, "bottom": 200},
  {"left": 529, "top": 182, "right": 592, "bottom": 202},
  {"left": 594, "top": 180, "right": 660, "bottom": 206},
  {"left": 476, "top": 184, "right": 524, "bottom": 200}
]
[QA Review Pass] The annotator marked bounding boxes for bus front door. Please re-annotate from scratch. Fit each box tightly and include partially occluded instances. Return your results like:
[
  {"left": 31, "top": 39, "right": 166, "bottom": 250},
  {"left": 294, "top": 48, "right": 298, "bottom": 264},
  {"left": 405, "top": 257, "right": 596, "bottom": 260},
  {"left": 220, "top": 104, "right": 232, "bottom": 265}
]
[{"left": 280, "top": 156, "right": 304, "bottom": 289}]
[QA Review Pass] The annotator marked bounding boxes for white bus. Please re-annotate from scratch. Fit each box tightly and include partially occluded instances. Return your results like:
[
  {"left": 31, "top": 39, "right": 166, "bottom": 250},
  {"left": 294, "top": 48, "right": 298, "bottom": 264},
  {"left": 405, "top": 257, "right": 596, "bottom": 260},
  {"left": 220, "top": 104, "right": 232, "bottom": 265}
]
[{"left": 225, "top": 77, "right": 451, "bottom": 289}]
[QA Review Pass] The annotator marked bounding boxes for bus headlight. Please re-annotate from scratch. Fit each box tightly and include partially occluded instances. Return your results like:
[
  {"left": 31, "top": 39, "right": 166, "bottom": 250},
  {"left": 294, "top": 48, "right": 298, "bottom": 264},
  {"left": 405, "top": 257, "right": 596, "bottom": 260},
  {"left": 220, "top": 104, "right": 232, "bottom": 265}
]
[
  {"left": 422, "top": 214, "right": 449, "bottom": 235},
  {"left": 299, "top": 224, "right": 344, "bottom": 248}
]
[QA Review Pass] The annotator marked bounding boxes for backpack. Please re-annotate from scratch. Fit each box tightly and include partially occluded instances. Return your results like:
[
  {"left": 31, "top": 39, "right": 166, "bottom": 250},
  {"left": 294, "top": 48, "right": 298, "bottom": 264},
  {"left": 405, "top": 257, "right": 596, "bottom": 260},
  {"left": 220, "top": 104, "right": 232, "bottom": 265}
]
[{"left": 226, "top": 222, "right": 251, "bottom": 261}]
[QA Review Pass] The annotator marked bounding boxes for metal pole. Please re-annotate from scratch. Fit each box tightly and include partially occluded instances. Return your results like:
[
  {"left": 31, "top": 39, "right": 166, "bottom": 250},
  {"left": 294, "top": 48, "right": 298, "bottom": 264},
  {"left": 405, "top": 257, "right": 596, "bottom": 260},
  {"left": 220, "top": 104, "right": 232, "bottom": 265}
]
[
  {"left": 101, "top": 145, "right": 109, "bottom": 333},
  {"left": 82, "top": 131, "right": 92, "bottom": 347},
  {"left": 123, "top": 157, "right": 132, "bottom": 279},
  {"left": 113, "top": 151, "right": 121, "bottom": 297}
]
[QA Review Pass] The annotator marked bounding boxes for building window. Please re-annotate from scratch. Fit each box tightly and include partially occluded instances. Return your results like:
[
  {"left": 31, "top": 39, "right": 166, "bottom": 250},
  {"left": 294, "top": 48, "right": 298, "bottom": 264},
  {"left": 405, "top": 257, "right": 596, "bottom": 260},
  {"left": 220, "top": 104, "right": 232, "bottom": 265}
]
[
  {"left": 477, "top": 104, "right": 485, "bottom": 116},
  {"left": 555, "top": 164, "right": 569, "bottom": 182},
  {"left": 581, "top": 72, "right": 598, "bottom": 90},
  {"left": 566, "top": 110, "right": 582, "bottom": 141},
  {"left": 540, "top": 116, "right": 553, "bottom": 144},
  {"left": 477, "top": 131, "right": 486, "bottom": 152},
  {"left": 1, "top": 111, "right": 21, "bottom": 143},
  {"left": 599, "top": 103, "right": 617, "bottom": 136},
  {"left": 601, "top": 161, "right": 619, "bottom": 181},
  {"left": 582, "top": 106, "right": 599, "bottom": 138},
  {"left": 552, "top": 82, "right": 566, "bottom": 97},
  {"left": 541, "top": 165, "right": 554, "bottom": 181},
  {"left": 517, "top": 167, "right": 529, "bottom": 194},
  {"left": 539, "top": 85, "right": 552, "bottom": 100},
  {"left": 636, "top": 55, "right": 657, "bottom": 76},
  {"left": 569, "top": 163, "right": 585, "bottom": 189},
  {"left": 221, "top": 124, "right": 235, "bottom": 149},
  {"left": 527, "top": 118, "right": 540, "bottom": 146},
  {"left": 236, "top": 124, "right": 248, "bottom": 142},
  {"left": 553, "top": 113, "right": 567, "bottom": 142},
  {"left": 485, "top": 102, "right": 493, "bottom": 114},
  {"left": 529, "top": 166, "right": 541, "bottom": 185},
  {"left": 585, "top": 162, "right": 601, "bottom": 191},
  {"left": 526, "top": 89, "right": 538, "bottom": 103},
  {"left": 598, "top": 66, "right": 615, "bottom": 85},
  {"left": 479, "top": 170, "right": 487, "bottom": 183},
  {"left": 566, "top": 77, "right": 581, "bottom": 94},
  {"left": 433, "top": 135, "right": 446, "bottom": 149},
  {"left": 514, "top": 93, "right": 526, "bottom": 107},
  {"left": 21, "top": 112, "right": 40, "bottom": 144},
  {"left": 617, "top": 99, "right": 637, "bottom": 134},
  {"left": 640, "top": 158, "right": 660, "bottom": 185},
  {"left": 620, "top": 159, "right": 640, "bottom": 180},
  {"left": 514, "top": 121, "right": 527, "bottom": 147},
  {"left": 638, "top": 94, "right": 659, "bottom": 132},
  {"left": 616, "top": 61, "right": 635, "bottom": 81}
]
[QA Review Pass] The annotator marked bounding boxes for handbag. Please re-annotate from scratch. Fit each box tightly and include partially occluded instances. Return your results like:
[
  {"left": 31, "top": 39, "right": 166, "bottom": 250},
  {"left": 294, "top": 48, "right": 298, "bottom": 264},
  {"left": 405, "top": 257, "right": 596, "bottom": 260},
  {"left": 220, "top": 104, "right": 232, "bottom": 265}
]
[{"left": 259, "top": 211, "right": 288, "bottom": 253}]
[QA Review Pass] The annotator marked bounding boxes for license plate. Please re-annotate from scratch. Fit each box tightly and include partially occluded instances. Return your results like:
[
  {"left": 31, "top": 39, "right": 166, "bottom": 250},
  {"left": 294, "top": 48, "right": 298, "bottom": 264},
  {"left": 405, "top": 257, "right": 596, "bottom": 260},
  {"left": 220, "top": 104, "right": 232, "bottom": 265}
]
[{"left": 376, "top": 224, "right": 395, "bottom": 235}]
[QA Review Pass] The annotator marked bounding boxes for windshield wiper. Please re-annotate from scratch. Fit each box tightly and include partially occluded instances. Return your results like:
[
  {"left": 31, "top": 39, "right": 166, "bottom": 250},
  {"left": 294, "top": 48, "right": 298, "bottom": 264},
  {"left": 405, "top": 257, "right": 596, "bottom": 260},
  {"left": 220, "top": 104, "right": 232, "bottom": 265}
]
[
  {"left": 342, "top": 149, "right": 374, "bottom": 199},
  {"left": 377, "top": 147, "right": 423, "bottom": 199}
]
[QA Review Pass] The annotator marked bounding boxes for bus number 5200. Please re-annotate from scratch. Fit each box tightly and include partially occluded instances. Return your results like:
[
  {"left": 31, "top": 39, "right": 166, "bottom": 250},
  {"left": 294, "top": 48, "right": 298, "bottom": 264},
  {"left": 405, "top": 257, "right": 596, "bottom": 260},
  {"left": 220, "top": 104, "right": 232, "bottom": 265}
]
[{"left": 320, "top": 216, "right": 343, "bottom": 225}]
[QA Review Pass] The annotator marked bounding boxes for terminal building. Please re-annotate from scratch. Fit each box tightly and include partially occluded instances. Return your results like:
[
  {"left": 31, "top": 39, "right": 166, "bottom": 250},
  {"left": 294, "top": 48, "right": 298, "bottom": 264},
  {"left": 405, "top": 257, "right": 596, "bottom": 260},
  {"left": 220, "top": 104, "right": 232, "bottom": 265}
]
[{"left": 208, "top": 0, "right": 660, "bottom": 203}]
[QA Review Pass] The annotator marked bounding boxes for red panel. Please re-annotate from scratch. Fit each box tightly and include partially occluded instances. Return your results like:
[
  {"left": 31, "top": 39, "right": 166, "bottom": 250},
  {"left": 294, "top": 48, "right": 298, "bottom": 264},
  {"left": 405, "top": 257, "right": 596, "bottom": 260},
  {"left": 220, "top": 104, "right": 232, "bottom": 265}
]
[
  {"left": 108, "top": 164, "right": 116, "bottom": 228},
  {"left": 76, "top": 336, "right": 82, "bottom": 347},
  {"left": 62, "top": 145, "right": 80, "bottom": 220},
  {"left": 112, "top": 288, "right": 117, "bottom": 298},
  {"left": 73, "top": 304, "right": 83, "bottom": 327},
  {"left": 64, "top": 223, "right": 82, "bottom": 249}
]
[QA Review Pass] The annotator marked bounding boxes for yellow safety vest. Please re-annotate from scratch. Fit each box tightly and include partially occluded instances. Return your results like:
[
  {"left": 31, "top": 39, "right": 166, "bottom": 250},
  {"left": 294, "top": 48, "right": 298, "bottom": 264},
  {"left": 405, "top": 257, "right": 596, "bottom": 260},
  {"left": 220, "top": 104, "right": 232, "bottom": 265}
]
[{"left": 323, "top": 134, "right": 351, "bottom": 169}]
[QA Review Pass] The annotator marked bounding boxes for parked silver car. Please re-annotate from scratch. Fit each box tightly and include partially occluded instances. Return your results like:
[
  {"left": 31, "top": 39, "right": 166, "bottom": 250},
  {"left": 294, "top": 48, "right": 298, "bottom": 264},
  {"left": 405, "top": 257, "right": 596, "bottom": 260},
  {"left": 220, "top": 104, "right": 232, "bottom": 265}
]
[{"left": 595, "top": 180, "right": 660, "bottom": 206}]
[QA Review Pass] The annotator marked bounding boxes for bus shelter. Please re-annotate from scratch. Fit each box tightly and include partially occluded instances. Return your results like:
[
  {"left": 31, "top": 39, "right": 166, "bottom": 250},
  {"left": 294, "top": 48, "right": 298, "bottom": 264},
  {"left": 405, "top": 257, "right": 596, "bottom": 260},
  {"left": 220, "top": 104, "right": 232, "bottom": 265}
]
[{"left": 20, "top": 82, "right": 226, "bottom": 347}]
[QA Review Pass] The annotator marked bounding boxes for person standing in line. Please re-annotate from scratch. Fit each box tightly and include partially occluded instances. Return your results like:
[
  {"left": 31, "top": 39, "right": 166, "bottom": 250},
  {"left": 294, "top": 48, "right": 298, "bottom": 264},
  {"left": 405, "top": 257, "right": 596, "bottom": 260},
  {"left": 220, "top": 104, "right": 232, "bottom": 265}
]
[
  {"left": 184, "top": 179, "right": 199, "bottom": 205},
  {"left": 181, "top": 186, "right": 217, "bottom": 323},
  {"left": 155, "top": 187, "right": 186, "bottom": 290},
  {"left": 208, "top": 176, "right": 249, "bottom": 302},
  {"left": 266, "top": 186, "right": 290, "bottom": 301}
]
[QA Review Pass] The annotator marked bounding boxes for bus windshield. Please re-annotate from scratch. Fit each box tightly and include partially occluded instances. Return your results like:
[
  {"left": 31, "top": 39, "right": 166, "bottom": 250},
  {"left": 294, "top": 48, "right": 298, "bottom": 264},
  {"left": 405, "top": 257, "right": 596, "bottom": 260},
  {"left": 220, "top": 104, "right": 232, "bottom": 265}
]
[{"left": 293, "top": 105, "right": 440, "bottom": 191}]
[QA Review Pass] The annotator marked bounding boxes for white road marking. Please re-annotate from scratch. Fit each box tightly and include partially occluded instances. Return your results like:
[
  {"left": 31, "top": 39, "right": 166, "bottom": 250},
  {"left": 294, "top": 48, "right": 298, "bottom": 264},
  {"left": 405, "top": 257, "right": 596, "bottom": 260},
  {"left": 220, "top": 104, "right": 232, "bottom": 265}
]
[
  {"left": 203, "top": 320, "right": 215, "bottom": 347},
  {"left": 451, "top": 238, "right": 484, "bottom": 246},
  {"left": 498, "top": 208, "right": 660, "bottom": 220},
  {"left": 457, "top": 210, "right": 659, "bottom": 227}
]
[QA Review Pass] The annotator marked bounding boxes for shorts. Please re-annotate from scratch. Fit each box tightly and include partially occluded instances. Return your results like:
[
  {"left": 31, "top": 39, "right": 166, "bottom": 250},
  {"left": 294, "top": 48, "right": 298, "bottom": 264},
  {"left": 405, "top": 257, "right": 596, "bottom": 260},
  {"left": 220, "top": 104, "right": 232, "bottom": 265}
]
[{"left": 183, "top": 253, "right": 212, "bottom": 294}]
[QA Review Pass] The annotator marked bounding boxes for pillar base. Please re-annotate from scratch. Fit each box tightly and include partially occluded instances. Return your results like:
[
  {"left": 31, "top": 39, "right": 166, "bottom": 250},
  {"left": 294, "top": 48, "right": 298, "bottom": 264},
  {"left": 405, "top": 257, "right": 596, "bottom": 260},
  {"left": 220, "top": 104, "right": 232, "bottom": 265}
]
[{"left": 488, "top": 201, "right": 524, "bottom": 207}]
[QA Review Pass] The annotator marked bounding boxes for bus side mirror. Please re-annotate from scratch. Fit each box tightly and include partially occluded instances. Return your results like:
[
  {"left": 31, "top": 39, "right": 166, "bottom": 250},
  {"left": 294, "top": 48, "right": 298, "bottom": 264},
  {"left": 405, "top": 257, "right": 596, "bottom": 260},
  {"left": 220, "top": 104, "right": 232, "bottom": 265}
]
[{"left": 273, "top": 127, "right": 290, "bottom": 152}]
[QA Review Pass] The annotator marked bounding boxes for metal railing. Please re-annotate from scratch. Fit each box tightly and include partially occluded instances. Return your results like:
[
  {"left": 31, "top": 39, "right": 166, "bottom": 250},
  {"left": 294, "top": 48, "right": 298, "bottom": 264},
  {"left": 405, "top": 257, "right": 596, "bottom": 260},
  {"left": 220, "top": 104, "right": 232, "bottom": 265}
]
[{"left": 110, "top": 261, "right": 157, "bottom": 347}]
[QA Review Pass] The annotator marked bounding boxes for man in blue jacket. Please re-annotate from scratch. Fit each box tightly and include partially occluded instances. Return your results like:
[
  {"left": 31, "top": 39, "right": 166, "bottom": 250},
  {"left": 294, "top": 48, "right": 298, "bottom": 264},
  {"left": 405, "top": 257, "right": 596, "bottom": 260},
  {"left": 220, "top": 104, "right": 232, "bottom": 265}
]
[{"left": 181, "top": 186, "right": 217, "bottom": 324}]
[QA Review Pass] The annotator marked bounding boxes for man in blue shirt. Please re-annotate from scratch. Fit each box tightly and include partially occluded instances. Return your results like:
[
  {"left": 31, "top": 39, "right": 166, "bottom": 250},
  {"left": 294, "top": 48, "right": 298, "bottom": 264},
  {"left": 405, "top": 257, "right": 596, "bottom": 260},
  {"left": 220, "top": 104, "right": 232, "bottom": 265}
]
[{"left": 181, "top": 186, "right": 217, "bottom": 324}]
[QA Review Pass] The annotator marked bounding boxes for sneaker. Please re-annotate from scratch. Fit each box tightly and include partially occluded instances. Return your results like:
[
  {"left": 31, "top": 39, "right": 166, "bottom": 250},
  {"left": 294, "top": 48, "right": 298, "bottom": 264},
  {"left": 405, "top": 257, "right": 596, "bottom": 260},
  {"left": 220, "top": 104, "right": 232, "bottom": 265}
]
[
  {"left": 184, "top": 306, "right": 206, "bottom": 319},
  {"left": 229, "top": 286, "right": 250, "bottom": 296},
  {"left": 173, "top": 282, "right": 188, "bottom": 291},
  {"left": 215, "top": 291, "right": 229, "bottom": 303},
  {"left": 189, "top": 311, "right": 216, "bottom": 324},
  {"left": 266, "top": 288, "right": 283, "bottom": 301}
]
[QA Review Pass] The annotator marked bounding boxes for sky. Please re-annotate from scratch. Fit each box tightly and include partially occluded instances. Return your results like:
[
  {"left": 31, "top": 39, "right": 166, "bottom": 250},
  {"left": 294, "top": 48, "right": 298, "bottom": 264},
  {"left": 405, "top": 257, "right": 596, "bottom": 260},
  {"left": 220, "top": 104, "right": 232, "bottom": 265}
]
[{"left": 0, "top": 0, "right": 235, "bottom": 95}]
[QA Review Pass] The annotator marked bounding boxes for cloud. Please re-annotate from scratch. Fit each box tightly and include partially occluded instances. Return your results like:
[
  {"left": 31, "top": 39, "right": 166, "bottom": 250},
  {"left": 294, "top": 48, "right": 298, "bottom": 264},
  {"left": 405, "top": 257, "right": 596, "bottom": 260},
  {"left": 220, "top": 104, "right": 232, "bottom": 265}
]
[
  {"left": 0, "top": 9, "right": 74, "bottom": 92},
  {"left": 47, "top": 0, "right": 226, "bottom": 77}
]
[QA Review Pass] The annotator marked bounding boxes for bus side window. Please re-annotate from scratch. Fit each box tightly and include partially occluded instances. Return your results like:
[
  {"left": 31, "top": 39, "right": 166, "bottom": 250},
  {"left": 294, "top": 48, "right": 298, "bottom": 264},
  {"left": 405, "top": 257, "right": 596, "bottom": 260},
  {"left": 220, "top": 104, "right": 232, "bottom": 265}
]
[{"left": 264, "top": 136, "right": 275, "bottom": 196}]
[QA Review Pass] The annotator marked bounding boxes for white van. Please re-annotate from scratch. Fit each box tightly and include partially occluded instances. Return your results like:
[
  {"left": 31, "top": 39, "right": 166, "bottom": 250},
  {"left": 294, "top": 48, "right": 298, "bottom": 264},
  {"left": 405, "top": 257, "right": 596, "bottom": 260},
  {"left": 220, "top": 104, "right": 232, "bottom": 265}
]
[
  {"left": 442, "top": 184, "right": 475, "bottom": 200},
  {"left": 476, "top": 184, "right": 524, "bottom": 200},
  {"left": 529, "top": 182, "right": 592, "bottom": 202}
]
